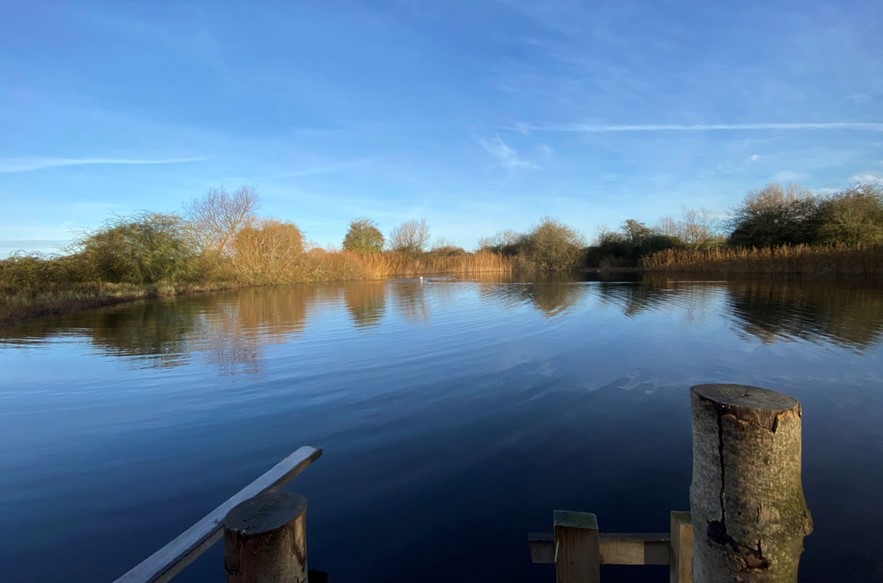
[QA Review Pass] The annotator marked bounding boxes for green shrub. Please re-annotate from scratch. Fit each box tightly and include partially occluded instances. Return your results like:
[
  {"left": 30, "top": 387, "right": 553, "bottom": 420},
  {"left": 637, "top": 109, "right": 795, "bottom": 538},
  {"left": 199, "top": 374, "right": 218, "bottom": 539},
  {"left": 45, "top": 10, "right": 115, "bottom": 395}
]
[
  {"left": 817, "top": 184, "right": 883, "bottom": 245},
  {"left": 343, "top": 218, "right": 385, "bottom": 254},
  {"left": 515, "top": 218, "right": 585, "bottom": 271},
  {"left": 78, "top": 212, "right": 200, "bottom": 284}
]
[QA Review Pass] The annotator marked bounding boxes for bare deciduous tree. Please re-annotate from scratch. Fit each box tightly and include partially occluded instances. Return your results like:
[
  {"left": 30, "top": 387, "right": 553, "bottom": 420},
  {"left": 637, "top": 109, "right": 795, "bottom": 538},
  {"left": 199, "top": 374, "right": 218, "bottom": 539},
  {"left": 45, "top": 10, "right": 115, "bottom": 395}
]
[
  {"left": 389, "top": 218, "right": 430, "bottom": 253},
  {"left": 478, "top": 229, "right": 521, "bottom": 253},
  {"left": 681, "top": 206, "right": 719, "bottom": 246},
  {"left": 656, "top": 216, "right": 680, "bottom": 238},
  {"left": 185, "top": 185, "right": 259, "bottom": 257},
  {"left": 656, "top": 208, "right": 720, "bottom": 247}
]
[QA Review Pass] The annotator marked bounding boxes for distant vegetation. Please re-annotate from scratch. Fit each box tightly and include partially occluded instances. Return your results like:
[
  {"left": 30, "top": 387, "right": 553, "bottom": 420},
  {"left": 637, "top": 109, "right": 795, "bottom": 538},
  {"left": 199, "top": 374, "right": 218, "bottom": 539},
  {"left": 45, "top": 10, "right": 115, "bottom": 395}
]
[
  {"left": 479, "top": 217, "right": 585, "bottom": 271},
  {"left": 2, "top": 181, "right": 881, "bottom": 324}
]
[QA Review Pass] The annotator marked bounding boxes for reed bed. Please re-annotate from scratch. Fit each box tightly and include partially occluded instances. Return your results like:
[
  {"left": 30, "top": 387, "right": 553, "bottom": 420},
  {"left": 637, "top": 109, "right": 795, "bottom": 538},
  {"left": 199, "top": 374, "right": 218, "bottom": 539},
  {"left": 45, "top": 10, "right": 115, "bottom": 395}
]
[
  {"left": 642, "top": 244, "right": 883, "bottom": 277},
  {"left": 0, "top": 250, "right": 512, "bottom": 325},
  {"left": 356, "top": 250, "right": 513, "bottom": 278}
]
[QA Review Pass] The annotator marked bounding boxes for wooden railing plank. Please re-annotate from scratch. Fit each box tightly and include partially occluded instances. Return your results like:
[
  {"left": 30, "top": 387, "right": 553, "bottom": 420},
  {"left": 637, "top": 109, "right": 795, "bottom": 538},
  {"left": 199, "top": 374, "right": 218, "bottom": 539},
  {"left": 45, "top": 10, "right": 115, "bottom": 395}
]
[
  {"left": 528, "top": 532, "right": 555, "bottom": 564},
  {"left": 600, "top": 533, "right": 670, "bottom": 565},
  {"left": 529, "top": 532, "right": 671, "bottom": 566},
  {"left": 113, "top": 446, "right": 322, "bottom": 583}
]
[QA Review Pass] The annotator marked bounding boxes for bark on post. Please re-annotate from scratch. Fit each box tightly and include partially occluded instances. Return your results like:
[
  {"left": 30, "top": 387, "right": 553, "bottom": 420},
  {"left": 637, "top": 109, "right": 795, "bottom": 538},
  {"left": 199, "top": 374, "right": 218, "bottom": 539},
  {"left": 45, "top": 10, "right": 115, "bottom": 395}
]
[
  {"left": 690, "top": 384, "right": 813, "bottom": 582},
  {"left": 553, "top": 510, "right": 600, "bottom": 583},
  {"left": 224, "top": 491, "right": 308, "bottom": 583}
]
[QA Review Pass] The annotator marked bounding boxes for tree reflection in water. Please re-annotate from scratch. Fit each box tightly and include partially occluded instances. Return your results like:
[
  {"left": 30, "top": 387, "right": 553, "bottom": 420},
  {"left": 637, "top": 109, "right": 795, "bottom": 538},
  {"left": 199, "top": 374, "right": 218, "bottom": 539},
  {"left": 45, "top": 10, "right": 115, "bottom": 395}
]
[
  {"left": 724, "top": 278, "right": 883, "bottom": 349},
  {"left": 3, "top": 276, "right": 881, "bottom": 376},
  {"left": 389, "top": 279, "right": 429, "bottom": 324},
  {"left": 592, "top": 275, "right": 883, "bottom": 350},
  {"left": 476, "top": 273, "right": 587, "bottom": 317},
  {"left": 343, "top": 280, "right": 387, "bottom": 328}
]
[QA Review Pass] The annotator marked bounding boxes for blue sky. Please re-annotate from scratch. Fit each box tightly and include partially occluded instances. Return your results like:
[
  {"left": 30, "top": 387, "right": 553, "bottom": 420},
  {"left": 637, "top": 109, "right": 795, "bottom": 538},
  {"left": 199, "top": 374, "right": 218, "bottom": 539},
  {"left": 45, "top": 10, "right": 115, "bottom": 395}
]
[{"left": 2, "top": 0, "right": 882, "bottom": 256}]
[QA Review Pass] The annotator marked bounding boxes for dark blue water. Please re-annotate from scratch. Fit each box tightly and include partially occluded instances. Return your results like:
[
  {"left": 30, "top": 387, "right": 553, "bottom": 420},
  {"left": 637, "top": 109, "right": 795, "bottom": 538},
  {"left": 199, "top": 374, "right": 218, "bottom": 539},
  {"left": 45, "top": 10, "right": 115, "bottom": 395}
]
[{"left": 2, "top": 276, "right": 882, "bottom": 582}]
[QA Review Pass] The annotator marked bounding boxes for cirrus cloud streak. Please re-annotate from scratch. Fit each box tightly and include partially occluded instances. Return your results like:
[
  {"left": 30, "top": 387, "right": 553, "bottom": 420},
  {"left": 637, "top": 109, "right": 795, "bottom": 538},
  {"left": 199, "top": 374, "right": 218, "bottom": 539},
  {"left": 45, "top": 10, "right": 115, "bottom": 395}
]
[{"left": 0, "top": 156, "right": 208, "bottom": 174}]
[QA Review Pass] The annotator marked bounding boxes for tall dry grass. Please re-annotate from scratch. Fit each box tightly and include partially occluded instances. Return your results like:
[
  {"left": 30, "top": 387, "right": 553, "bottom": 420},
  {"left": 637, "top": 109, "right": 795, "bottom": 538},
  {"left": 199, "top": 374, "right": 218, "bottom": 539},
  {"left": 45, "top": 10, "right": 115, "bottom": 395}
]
[
  {"left": 0, "top": 250, "right": 512, "bottom": 324},
  {"left": 352, "top": 250, "right": 513, "bottom": 278},
  {"left": 642, "top": 244, "right": 883, "bottom": 276}
]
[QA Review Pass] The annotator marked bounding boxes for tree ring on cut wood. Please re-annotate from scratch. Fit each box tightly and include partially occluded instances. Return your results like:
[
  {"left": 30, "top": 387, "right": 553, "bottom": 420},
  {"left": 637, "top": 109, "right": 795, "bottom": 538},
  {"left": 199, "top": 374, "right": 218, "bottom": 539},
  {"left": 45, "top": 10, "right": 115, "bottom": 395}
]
[{"left": 224, "top": 491, "right": 307, "bottom": 536}]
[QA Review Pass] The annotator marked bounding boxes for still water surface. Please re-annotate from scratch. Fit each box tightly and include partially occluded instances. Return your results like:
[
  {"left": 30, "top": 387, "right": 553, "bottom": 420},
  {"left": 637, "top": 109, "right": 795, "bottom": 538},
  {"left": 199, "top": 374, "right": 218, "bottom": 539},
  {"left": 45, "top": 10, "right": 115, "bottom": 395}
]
[{"left": 2, "top": 275, "right": 882, "bottom": 582}]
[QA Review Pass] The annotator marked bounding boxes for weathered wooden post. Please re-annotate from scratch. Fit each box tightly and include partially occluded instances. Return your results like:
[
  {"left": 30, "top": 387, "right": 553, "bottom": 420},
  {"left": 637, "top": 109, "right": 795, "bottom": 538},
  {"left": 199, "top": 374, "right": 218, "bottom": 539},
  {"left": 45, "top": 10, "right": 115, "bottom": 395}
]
[
  {"left": 224, "top": 491, "right": 308, "bottom": 583},
  {"left": 553, "top": 510, "right": 600, "bottom": 583},
  {"left": 690, "top": 384, "right": 813, "bottom": 582},
  {"left": 669, "top": 511, "right": 693, "bottom": 583}
]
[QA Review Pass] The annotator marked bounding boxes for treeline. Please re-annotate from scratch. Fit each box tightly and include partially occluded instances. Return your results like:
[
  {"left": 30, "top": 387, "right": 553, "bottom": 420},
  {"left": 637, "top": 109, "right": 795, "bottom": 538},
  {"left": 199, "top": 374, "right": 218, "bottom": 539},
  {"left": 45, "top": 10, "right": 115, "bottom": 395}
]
[
  {"left": 0, "top": 186, "right": 515, "bottom": 323},
  {"left": 2, "top": 181, "right": 882, "bottom": 323},
  {"left": 641, "top": 182, "right": 883, "bottom": 275}
]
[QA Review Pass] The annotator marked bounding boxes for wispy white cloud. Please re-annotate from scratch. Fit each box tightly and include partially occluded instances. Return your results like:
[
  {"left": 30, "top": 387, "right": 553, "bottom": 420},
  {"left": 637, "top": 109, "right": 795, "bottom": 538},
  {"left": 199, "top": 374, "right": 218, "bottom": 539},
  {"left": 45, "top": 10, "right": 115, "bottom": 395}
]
[
  {"left": 850, "top": 172, "right": 883, "bottom": 183},
  {"left": 475, "top": 135, "right": 537, "bottom": 169},
  {"left": 515, "top": 122, "right": 883, "bottom": 133},
  {"left": 0, "top": 156, "right": 208, "bottom": 174}
]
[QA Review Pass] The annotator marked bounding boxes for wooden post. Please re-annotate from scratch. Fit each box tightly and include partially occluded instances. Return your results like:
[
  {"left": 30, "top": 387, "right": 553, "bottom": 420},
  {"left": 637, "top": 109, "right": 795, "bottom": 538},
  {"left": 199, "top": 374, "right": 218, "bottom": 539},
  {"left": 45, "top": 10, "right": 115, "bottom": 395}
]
[
  {"left": 224, "top": 491, "right": 308, "bottom": 583},
  {"left": 669, "top": 511, "right": 693, "bottom": 583},
  {"left": 690, "top": 384, "right": 813, "bottom": 582},
  {"left": 553, "top": 510, "right": 600, "bottom": 583},
  {"left": 114, "top": 446, "right": 321, "bottom": 583}
]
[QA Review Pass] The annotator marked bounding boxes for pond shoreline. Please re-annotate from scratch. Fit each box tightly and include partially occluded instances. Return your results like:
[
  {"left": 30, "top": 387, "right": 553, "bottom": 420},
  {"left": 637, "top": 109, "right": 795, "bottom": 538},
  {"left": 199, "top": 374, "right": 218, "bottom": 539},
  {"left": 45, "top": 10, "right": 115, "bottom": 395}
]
[
  {"left": 4, "top": 264, "right": 882, "bottom": 328},
  {"left": 0, "top": 282, "right": 242, "bottom": 327}
]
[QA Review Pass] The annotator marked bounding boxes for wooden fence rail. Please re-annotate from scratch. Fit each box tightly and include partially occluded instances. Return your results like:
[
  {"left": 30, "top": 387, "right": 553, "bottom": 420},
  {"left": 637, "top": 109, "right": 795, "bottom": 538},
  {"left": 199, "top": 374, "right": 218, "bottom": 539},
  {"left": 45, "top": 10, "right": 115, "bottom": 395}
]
[
  {"left": 113, "top": 446, "right": 322, "bottom": 583},
  {"left": 528, "top": 383, "right": 810, "bottom": 582},
  {"left": 528, "top": 510, "right": 693, "bottom": 583},
  {"left": 109, "top": 384, "right": 807, "bottom": 582}
]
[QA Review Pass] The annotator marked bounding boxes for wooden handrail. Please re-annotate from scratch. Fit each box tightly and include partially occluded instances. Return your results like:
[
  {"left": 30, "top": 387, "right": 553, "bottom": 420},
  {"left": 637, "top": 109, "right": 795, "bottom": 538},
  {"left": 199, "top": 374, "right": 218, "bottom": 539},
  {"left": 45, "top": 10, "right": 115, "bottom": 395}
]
[
  {"left": 528, "top": 511, "right": 693, "bottom": 583},
  {"left": 529, "top": 532, "right": 671, "bottom": 566},
  {"left": 113, "top": 446, "right": 322, "bottom": 583}
]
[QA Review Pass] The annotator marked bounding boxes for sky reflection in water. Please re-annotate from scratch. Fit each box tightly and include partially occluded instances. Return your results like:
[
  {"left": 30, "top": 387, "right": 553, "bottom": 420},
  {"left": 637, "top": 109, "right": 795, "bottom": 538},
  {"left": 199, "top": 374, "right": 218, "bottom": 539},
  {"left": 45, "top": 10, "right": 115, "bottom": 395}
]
[{"left": 1, "top": 275, "right": 881, "bottom": 582}]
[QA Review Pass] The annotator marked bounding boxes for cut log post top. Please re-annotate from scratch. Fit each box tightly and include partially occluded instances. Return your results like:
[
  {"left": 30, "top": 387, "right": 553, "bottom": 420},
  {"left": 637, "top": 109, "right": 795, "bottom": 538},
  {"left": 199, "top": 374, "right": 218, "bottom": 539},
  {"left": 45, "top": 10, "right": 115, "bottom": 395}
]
[
  {"left": 224, "top": 491, "right": 307, "bottom": 539},
  {"left": 690, "top": 384, "right": 813, "bottom": 582},
  {"left": 113, "top": 446, "right": 321, "bottom": 583},
  {"left": 692, "top": 384, "right": 802, "bottom": 432},
  {"left": 224, "top": 491, "right": 308, "bottom": 583}
]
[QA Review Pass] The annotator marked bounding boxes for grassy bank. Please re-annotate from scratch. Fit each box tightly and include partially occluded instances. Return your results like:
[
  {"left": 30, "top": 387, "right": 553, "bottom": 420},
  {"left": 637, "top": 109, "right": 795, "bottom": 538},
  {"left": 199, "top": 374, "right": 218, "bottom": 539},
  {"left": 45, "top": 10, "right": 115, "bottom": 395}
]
[
  {"left": 642, "top": 244, "right": 883, "bottom": 277},
  {"left": 0, "top": 250, "right": 513, "bottom": 326},
  {"left": 0, "top": 281, "right": 242, "bottom": 327}
]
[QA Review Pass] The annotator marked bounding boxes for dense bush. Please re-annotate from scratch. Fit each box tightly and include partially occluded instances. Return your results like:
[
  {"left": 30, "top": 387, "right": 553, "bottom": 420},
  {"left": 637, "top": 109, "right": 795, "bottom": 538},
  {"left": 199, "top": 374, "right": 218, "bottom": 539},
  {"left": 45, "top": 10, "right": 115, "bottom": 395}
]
[
  {"left": 728, "top": 184, "right": 822, "bottom": 248},
  {"left": 0, "top": 252, "right": 91, "bottom": 287},
  {"left": 514, "top": 218, "right": 585, "bottom": 271},
  {"left": 77, "top": 212, "right": 200, "bottom": 284},
  {"left": 230, "top": 219, "right": 306, "bottom": 284},
  {"left": 343, "top": 218, "right": 385, "bottom": 254},
  {"left": 588, "top": 220, "right": 683, "bottom": 268},
  {"left": 817, "top": 184, "right": 883, "bottom": 245},
  {"left": 727, "top": 182, "right": 883, "bottom": 248}
]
